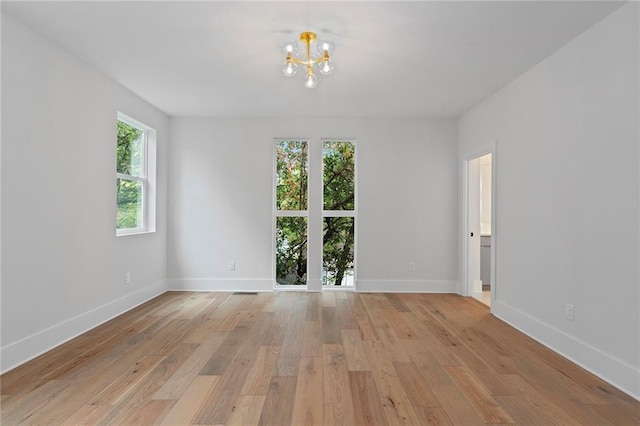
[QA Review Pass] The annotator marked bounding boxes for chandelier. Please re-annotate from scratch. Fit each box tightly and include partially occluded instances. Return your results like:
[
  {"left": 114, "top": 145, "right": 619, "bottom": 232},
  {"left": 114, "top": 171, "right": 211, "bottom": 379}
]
[{"left": 281, "top": 32, "right": 334, "bottom": 89}]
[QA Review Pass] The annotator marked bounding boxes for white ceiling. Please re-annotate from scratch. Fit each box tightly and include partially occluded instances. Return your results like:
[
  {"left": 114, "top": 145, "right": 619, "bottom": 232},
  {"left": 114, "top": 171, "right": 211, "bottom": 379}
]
[{"left": 2, "top": 1, "right": 623, "bottom": 117}]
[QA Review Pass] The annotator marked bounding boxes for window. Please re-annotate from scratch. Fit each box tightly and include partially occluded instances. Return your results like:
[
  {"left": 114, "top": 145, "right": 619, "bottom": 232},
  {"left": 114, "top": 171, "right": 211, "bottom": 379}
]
[
  {"left": 116, "top": 112, "right": 156, "bottom": 235},
  {"left": 274, "top": 140, "right": 308, "bottom": 285},
  {"left": 323, "top": 140, "right": 356, "bottom": 286}
]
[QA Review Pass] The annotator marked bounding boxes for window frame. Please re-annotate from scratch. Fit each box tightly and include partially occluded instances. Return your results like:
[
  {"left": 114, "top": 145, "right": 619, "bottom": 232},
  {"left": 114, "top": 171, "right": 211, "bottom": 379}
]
[{"left": 116, "top": 112, "right": 156, "bottom": 236}]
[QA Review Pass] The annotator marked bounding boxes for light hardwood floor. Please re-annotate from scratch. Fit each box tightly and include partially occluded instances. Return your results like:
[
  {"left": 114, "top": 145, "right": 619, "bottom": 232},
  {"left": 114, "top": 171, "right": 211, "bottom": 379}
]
[{"left": 1, "top": 291, "right": 638, "bottom": 425}]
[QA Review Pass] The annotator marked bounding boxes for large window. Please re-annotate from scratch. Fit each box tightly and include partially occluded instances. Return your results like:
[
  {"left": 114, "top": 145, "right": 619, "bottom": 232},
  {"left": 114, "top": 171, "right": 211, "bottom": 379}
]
[
  {"left": 116, "top": 112, "right": 156, "bottom": 235},
  {"left": 322, "top": 140, "right": 356, "bottom": 286},
  {"left": 275, "top": 140, "right": 308, "bottom": 285}
]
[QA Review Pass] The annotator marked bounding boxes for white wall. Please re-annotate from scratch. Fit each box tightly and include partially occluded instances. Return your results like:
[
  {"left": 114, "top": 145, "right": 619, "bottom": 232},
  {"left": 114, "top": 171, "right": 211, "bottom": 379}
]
[
  {"left": 459, "top": 3, "right": 639, "bottom": 398},
  {"left": 168, "top": 117, "right": 458, "bottom": 293},
  {"left": 1, "top": 14, "right": 169, "bottom": 371}
]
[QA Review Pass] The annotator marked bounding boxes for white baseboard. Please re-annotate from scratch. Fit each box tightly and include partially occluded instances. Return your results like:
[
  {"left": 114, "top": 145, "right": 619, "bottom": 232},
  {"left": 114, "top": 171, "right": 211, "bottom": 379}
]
[
  {"left": 167, "top": 278, "right": 274, "bottom": 292},
  {"left": 355, "top": 279, "right": 458, "bottom": 293},
  {"left": 493, "top": 300, "right": 640, "bottom": 400},
  {"left": 1, "top": 280, "right": 167, "bottom": 374}
]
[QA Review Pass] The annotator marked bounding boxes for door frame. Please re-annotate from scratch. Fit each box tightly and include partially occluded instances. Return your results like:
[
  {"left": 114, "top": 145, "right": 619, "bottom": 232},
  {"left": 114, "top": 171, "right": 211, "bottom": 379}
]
[{"left": 462, "top": 142, "right": 497, "bottom": 306}]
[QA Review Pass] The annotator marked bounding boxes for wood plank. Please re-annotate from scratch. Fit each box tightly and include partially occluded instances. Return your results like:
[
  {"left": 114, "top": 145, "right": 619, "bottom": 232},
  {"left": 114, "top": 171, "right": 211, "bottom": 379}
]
[
  {"left": 89, "top": 355, "right": 165, "bottom": 405},
  {"left": 361, "top": 294, "right": 390, "bottom": 328},
  {"left": 322, "top": 306, "right": 342, "bottom": 344},
  {"left": 384, "top": 294, "right": 412, "bottom": 312},
  {"left": 323, "top": 344, "right": 356, "bottom": 425},
  {"left": 240, "top": 346, "right": 280, "bottom": 395},
  {"left": 336, "top": 297, "right": 358, "bottom": 329},
  {"left": 301, "top": 320, "right": 323, "bottom": 357},
  {"left": 362, "top": 340, "right": 422, "bottom": 425},
  {"left": 158, "top": 375, "right": 220, "bottom": 425},
  {"left": 322, "top": 291, "right": 337, "bottom": 307},
  {"left": 153, "top": 332, "right": 227, "bottom": 400},
  {"left": 192, "top": 357, "right": 254, "bottom": 424},
  {"left": 226, "top": 395, "right": 267, "bottom": 426},
  {"left": 496, "top": 373, "right": 586, "bottom": 425},
  {"left": 348, "top": 371, "right": 389, "bottom": 425},
  {"left": 392, "top": 362, "right": 441, "bottom": 408},
  {"left": 276, "top": 294, "right": 306, "bottom": 376},
  {"left": 1, "top": 380, "right": 73, "bottom": 424},
  {"left": 60, "top": 403, "right": 114, "bottom": 426},
  {"left": 377, "top": 328, "right": 411, "bottom": 363},
  {"left": 341, "top": 329, "right": 370, "bottom": 371},
  {"left": 306, "top": 293, "right": 321, "bottom": 321},
  {"left": 200, "top": 321, "right": 252, "bottom": 375},
  {"left": 112, "top": 399, "right": 175, "bottom": 426},
  {"left": 97, "top": 343, "right": 199, "bottom": 424},
  {"left": 290, "top": 356, "right": 323, "bottom": 425},
  {"left": 494, "top": 394, "right": 559, "bottom": 426},
  {"left": 258, "top": 376, "right": 297, "bottom": 426},
  {"left": 260, "top": 307, "right": 291, "bottom": 346},
  {"left": 413, "top": 406, "right": 454, "bottom": 425},
  {"left": 442, "top": 365, "right": 514, "bottom": 424}
]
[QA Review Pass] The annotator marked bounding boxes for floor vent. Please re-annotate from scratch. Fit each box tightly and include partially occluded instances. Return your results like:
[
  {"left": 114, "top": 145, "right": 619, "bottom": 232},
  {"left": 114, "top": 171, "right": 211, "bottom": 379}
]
[{"left": 232, "top": 292, "right": 258, "bottom": 295}]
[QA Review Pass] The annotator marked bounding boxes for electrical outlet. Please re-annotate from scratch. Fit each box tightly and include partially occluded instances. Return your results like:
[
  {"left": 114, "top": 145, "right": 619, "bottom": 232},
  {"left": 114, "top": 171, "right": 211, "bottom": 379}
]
[
  {"left": 565, "top": 303, "right": 574, "bottom": 321},
  {"left": 228, "top": 260, "right": 236, "bottom": 271},
  {"left": 408, "top": 262, "right": 416, "bottom": 272},
  {"left": 125, "top": 272, "right": 131, "bottom": 285}
]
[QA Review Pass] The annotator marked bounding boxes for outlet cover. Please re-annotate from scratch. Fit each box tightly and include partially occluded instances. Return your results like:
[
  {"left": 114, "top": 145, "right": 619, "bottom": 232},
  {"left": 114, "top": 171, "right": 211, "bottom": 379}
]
[
  {"left": 565, "top": 303, "right": 574, "bottom": 321},
  {"left": 228, "top": 260, "right": 236, "bottom": 271},
  {"left": 408, "top": 262, "right": 416, "bottom": 272},
  {"left": 125, "top": 272, "right": 131, "bottom": 285}
]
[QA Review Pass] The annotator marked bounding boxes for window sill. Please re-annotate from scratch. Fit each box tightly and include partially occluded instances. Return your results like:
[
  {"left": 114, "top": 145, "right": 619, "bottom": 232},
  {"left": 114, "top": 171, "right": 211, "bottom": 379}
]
[{"left": 116, "top": 229, "right": 155, "bottom": 237}]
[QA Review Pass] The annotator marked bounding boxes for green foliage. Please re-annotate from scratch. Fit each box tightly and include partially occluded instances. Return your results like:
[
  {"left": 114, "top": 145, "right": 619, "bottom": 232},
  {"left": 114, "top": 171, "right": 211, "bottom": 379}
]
[
  {"left": 117, "top": 121, "right": 143, "bottom": 176},
  {"left": 323, "top": 216, "right": 354, "bottom": 286},
  {"left": 116, "top": 121, "right": 144, "bottom": 229},
  {"left": 276, "top": 141, "right": 308, "bottom": 210},
  {"left": 323, "top": 141, "right": 355, "bottom": 210},
  {"left": 276, "top": 217, "right": 308, "bottom": 285},
  {"left": 117, "top": 178, "right": 142, "bottom": 229}
]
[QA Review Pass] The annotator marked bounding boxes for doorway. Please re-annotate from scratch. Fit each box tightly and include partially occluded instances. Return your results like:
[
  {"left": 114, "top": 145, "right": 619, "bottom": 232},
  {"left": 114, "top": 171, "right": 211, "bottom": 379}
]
[{"left": 465, "top": 151, "right": 494, "bottom": 306}]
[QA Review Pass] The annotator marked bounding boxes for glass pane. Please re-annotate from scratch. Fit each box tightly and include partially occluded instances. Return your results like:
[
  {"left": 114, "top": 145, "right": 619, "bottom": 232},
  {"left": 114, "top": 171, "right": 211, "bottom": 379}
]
[
  {"left": 276, "top": 217, "right": 308, "bottom": 285},
  {"left": 117, "top": 178, "right": 143, "bottom": 229},
  {"left": 323, "top": 141, "right": 355, "bottom": 210},
  {"left": 276, "top": 141, "right": 308, "bottom": 210},
  {"left": 323, "top": 217, "right": 355, "bottom": 286},
  {"left": 117, "top": 120, "right": 144, "bottom": 177}
]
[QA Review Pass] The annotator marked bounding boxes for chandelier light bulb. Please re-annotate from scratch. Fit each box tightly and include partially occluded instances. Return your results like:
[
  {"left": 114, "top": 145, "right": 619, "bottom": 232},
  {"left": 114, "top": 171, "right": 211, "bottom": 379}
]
[
  {"left": 280, "top": 41, "right": 298, "bottom": 56},
  {"left": 304, "top": 71, "right": 318, "bottom": 89},
  {"left": 283, "top": 60, "right": 298, "bottom": 77},
  {"left": 317, "top": 41, "right": 334, "bottom": 55},
  {"left": 318, "top": 58, "right": 334, "bottom": 75}
]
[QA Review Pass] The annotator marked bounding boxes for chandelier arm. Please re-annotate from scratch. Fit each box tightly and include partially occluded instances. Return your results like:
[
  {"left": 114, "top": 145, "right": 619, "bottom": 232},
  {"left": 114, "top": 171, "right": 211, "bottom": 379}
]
[
  {"left": 287, "top": 57, "right": 327, "bottom": 65},
  {"left": 289, "top": 58, "right": 312, "bottom": 65}
]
